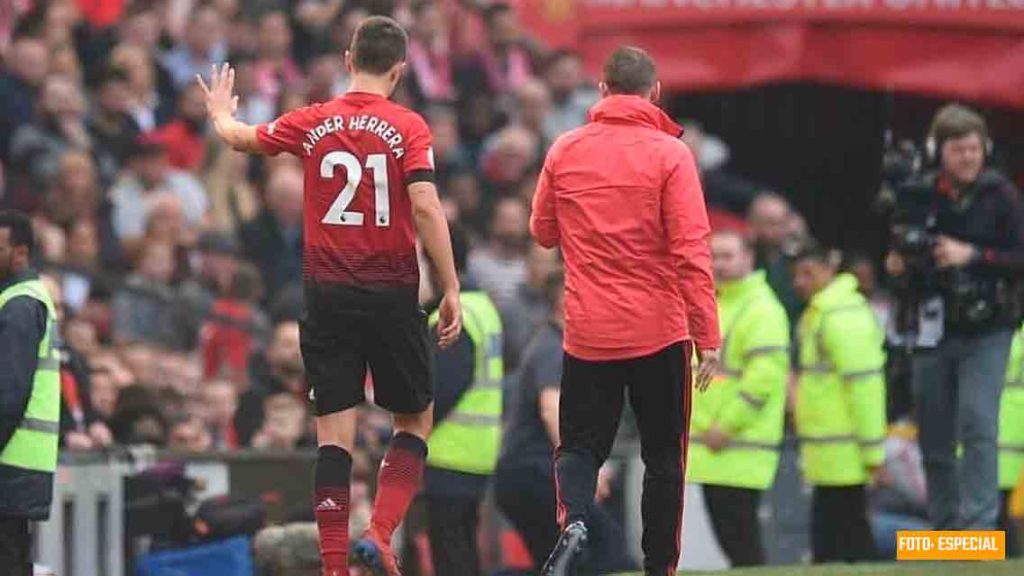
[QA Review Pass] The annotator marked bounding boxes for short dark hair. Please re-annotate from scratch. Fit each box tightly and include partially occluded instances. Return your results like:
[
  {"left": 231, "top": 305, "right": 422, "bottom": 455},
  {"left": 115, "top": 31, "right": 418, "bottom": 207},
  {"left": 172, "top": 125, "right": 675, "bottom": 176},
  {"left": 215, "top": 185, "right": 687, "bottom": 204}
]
[
  {"left": 603, "top": 46, "right": 656, "bottom": 96},
  {"left": 350, "top": 16, "right": 408, "bottom": 74},
  {"left": 0, "top": 210, "right": 35, "bottom": 254},
  {"left": 792, "top": 243, "right": 835, "bottom": 267},
  {"left": 930, "top": 103, "right": 989, "bottom": 147}
]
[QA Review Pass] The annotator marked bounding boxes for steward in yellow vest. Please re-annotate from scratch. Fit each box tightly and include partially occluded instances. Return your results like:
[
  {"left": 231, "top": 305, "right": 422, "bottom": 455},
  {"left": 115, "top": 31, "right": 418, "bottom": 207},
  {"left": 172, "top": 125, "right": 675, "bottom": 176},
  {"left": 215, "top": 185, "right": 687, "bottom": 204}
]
[
  {"left": 421, "top": 226, "right": 503, "bottom": 576},
  {"left": 0, "top": 211, "right": 60, "bottom": 576},
  {"left": 689, "top": 230, "right": 789, "bottom": 567},
  {"left": 999, "top": 324, "right": 1024, "bottom": 557},
  {"left": 792, "top": 247, "right": 885, "bottom": 564}
]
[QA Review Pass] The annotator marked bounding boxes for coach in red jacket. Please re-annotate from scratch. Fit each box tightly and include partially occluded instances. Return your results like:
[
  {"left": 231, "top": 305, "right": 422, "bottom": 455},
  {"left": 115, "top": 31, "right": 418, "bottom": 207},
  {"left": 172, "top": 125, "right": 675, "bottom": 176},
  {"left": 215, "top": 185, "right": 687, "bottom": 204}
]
[{"left": 530, "top": 46, "right": 721, "bottom": 576}]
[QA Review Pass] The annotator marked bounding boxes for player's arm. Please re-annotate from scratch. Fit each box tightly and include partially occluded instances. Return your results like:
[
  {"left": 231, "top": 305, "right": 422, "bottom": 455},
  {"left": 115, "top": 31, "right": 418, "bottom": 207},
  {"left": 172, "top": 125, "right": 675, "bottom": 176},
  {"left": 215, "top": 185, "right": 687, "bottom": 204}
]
[
  {"left": 410, "top": 181, "right": 461, "bottom": 347},
  {"left": 197, "top": 64, "right": 263, "bottom": 154}
]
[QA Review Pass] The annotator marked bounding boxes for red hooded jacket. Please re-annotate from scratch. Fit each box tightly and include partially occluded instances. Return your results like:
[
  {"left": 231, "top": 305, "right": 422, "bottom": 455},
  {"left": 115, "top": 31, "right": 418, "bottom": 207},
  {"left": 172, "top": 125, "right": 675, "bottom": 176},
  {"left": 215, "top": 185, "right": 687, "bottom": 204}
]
[{"left": 531, "top": 95, "right": 720, "bottom": 360}]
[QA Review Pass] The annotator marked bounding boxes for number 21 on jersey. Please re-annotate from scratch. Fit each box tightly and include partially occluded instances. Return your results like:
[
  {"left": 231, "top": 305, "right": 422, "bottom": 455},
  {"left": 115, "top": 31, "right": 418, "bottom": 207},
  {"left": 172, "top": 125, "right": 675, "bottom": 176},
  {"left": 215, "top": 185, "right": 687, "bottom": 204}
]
[{"left": 320, "top": 151, "right": 390, "bottom": 227}]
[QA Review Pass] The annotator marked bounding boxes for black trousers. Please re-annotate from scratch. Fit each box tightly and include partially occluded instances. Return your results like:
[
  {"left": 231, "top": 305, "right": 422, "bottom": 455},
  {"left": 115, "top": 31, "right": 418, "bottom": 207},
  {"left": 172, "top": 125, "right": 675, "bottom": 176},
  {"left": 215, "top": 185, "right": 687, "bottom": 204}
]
[
  {"left": 494, "top": 461, "right": 637, "bottom": 575},
  {"left": 702, "top": 485, "right": 765, "bottom": 567},
  {"left": 811, "top": 485, "right": 877, "bottom": 564},
  {"left": 556, "top": 342, "right": 691, "bottom": 575},
  {"left": 0, "top": 517, "right": 32, "bottom": 576},
  {"left": 1000, "top": 490, "right": 1021, "bottom": 558},
  {"left": 425, "top": 494, "right": 482, "bottom": 576}
]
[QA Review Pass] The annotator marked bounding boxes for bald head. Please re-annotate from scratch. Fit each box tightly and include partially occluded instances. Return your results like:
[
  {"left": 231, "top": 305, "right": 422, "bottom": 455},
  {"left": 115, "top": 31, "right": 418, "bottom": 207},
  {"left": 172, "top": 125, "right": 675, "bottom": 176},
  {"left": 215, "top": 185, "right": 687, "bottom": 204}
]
[{"left": 747, "top": 193, "right": 792, "bottom": 250}]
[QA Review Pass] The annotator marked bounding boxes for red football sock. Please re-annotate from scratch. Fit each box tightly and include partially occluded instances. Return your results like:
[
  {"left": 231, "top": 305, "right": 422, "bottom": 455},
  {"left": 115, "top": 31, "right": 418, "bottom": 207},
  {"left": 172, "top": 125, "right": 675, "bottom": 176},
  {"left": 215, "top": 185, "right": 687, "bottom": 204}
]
[
  {"left": 369, "top": 432, "right": 427, "bottom": 544},
  {"left": 314, "top": 446, "right": 353, "bottom": 573}
]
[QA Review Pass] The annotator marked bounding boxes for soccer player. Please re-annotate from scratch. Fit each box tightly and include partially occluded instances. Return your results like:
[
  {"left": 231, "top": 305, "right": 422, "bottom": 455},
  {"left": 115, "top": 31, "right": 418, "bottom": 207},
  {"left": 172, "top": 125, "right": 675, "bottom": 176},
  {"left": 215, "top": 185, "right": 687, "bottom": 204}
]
[
  {"left": 198, "top": 17, "right": 461, "bottom": 576},
  {"left": 530, "top": 46, "right": 720, "bottom": 575}
]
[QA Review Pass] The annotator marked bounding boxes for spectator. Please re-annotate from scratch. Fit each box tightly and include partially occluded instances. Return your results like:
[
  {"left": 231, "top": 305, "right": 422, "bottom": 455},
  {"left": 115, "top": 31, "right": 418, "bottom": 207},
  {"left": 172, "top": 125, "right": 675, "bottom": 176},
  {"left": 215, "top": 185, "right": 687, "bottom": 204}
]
[
  {"left": 0, "top": 34, "right": 48, "bottom": 164},
  {"left": 479, "top": 124, "right": 540, "bottom": 193},
  {"left": 87, "top": 67, "right": 142, "bottom": 183},
  {"left": 427, "top": 106, "right": 470, "bottom": 181},
  {"left": 198, "top": 379, "right": 239, "bottom": 450},
  {"left": 241, "top": 165, "right": 304, "bottom": 299},
  {"left": 542, "top": 50, "right": 598, "bottom": 140},
  {"left": 89, "top": 365, "right": 119, "bottom": 423},
  {"left": 514, "top": 78, "right": 553, "bottom": 151},
  {"left": 468, "top": 197, "right": 530, "bottom": 310},
  {"left": 229, "top": 54, "right": 276, "bottom": 126},
  {"left": 500, "top": 243, "right": 560, "bottom": 371},
  {"left": 240, "top": 320, "right": 305, "bottom": 445},
  {"left": 200, "top": 262, "right": 270, "bottom": 384},
  {"left": 291, "top": 0, "right": 347, "bottom": 64},
  {"left": 471, "top": 2, "right": 533, "bottom": 95},
  {"left": 9, "top": 75, "right": 91, "bottom": 200},
  {"left": 305, "top": 52, "right": 348, "bottom": 105},
  {"left": 448, "top": 170, "right": 485, "bottom": 235},
  {"left": 406, "top": 0, "right": 454, "bottom": 106},
  {"left": 204, "top": 146, "right": 260, "bottom": 234},
  {"left": 168, "top": 415, "right": 214, "bottom": 452},
  {"left": 150, "top": 83, "right": 209, "bottom": 172},
  {"left": 161, "top": 5, "right": 227, "bottom": 90},
  {"left": 251, "top": 393, "right": 310, "bottom": 450},
  {"left": 110, "top": 240, "right": 182, "bottom": 348},
  {"left": 108, "top": 43, "right": 174, "bottom": 131},
  {"left": 38, "top": 273, "right": 110, "bottom": 453},
  {"left": 252, "top": 11, "right": 302, "bottom": 104},
  {"left": 109, "top": 384, "right": 168, "bottom": 445},
  {"left": 110, "top": 137, "right": 208, "bottom": 253},
  {"left": 748, "top": 193, "right": 803, "bottom": 323}
]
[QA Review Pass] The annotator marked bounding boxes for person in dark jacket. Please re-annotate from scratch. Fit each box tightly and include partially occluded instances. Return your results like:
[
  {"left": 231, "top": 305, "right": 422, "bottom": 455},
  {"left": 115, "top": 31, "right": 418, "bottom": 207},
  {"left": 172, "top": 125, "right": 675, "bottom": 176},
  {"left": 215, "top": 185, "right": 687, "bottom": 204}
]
[
  {"left": 887, "top": 104, "right": 1024, "bottom": 531},
  {"left": 0, "top": 211, "right": 60, "bottom": 576},
  {"left": 421, "top": 225, "right": 503, "bottom": 576}
]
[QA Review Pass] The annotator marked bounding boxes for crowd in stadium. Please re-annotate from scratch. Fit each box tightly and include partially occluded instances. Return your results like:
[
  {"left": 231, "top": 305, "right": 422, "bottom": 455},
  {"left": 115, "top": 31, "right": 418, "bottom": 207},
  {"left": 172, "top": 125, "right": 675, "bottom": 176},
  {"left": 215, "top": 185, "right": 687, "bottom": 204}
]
[{"left": 2, "top": 1, "right": 1021, "bottom": 575}]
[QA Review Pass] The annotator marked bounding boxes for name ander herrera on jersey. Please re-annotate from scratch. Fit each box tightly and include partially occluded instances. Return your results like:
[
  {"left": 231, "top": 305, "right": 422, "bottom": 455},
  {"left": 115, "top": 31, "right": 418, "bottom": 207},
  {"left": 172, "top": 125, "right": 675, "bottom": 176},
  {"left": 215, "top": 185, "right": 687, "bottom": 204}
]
[{"left": 280, "top": 114, "right": 409, "bottom": 158}]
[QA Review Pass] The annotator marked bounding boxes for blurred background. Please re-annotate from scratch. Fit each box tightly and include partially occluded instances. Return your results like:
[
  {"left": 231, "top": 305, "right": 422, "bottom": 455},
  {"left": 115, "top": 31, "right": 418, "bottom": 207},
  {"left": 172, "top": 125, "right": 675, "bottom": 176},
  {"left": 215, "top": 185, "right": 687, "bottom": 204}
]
[{"left": 0, "top": 1, "right": 1022, "bottom": 575}]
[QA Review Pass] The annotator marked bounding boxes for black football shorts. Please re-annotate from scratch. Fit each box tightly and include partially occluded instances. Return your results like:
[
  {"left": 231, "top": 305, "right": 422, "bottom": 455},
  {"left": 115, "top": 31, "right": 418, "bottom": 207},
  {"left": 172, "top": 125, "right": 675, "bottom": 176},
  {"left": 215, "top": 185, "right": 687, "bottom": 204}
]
[{"left": 300, "top": 285, "right": 432, "bottom": 416}]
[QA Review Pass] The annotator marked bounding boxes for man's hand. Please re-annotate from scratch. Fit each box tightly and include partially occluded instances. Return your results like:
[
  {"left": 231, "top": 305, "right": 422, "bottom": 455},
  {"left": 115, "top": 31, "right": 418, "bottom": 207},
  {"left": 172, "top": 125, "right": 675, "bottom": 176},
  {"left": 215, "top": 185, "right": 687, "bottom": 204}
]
[
  {"left": 197, "top": 63, "right": 238, "bottom": 122},
  {"left": 64, "top": 431, "right": 95, "bottom": 451},
  {"left": 88, "top": 421, "right": 113, "bottom": 447},
  {"left": 934, "top": 235, "right": 977, "bottom": 269},
  {"left": 695, "top": 348, "right": 720, "bottom": 392},
  {"left": 436, "top": 290, "right": 462, "bottom": 349},
  {"left": 705, "top": 422, "right": 730, "bottom": 452},
  {"left": 195, "top": 63, "right": 260, "bottom": 152}
]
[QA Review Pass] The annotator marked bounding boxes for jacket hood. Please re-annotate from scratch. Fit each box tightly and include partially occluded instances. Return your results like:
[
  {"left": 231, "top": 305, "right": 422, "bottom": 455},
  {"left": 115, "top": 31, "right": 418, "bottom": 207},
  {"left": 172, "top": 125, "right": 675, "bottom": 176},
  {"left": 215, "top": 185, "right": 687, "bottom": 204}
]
[
  {"left": 717, "top": 270, "right": 769, "bottom": 302},
  {"left": 588, "top": 95, "right": 683, "bottom": 137},
  {"left": 810, "top": 273, "right": 864, "bottom": 310}
]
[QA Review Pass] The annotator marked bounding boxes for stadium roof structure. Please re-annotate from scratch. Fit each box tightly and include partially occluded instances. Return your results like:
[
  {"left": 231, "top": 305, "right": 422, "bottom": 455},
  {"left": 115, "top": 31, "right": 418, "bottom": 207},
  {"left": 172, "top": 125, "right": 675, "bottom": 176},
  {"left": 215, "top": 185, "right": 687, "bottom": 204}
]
[{"left": 519, "top": 0, "right": 1024, "bottom": 109}]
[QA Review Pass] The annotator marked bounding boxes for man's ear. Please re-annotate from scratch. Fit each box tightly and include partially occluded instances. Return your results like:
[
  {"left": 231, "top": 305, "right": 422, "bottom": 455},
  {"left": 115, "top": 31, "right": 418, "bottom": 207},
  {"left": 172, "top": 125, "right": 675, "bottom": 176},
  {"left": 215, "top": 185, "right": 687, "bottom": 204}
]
[
  {"left": 598, "top": 81, "right": 610, "bottom": 98},
  {"left": 650, "top": 81, "right": 662, "bottom": 104},
  {"left": 344, "top": 50, "right": 354, "bottom": 74},
  {"left": 390, "top": 62, "right": 407, "bottom": 86}
]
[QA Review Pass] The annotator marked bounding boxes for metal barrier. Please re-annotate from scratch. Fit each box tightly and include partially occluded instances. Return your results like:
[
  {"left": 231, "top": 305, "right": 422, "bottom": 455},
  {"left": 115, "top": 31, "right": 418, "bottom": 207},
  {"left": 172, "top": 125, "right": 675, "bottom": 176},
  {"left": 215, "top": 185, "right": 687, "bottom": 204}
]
[{"left": 35, "top": 449, "right": 146, "bottom": 576}]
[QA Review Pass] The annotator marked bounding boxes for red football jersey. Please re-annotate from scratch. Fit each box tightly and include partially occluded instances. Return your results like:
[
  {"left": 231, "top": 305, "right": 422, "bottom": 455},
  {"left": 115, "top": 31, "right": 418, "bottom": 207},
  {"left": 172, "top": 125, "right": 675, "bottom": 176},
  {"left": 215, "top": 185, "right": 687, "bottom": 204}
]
[{"left": 256, "top": 92, "right": 434, "bottom": 290}]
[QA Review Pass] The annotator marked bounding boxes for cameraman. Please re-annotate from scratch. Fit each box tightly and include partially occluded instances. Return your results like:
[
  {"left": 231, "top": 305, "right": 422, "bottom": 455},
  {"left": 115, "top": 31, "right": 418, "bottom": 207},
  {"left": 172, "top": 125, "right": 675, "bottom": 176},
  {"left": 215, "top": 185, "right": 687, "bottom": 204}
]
[{"left": 887, "top": 104, "right": 1024, "bottom": 530}]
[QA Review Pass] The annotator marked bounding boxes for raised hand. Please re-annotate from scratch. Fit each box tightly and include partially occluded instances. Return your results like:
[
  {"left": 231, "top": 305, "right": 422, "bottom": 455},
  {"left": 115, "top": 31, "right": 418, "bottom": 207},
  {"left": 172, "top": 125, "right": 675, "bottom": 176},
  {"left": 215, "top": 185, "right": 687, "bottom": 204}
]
[{"left": 196, "top": 63, "right": 239, "bottom": 121}]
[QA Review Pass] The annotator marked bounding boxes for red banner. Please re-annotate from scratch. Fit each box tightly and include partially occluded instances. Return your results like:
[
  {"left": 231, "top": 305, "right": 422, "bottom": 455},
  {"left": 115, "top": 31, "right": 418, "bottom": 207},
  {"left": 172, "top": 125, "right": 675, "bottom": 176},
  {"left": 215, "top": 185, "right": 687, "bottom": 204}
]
[{"left": 518, "top": 0, "right": 1024, "bottom": 108}]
